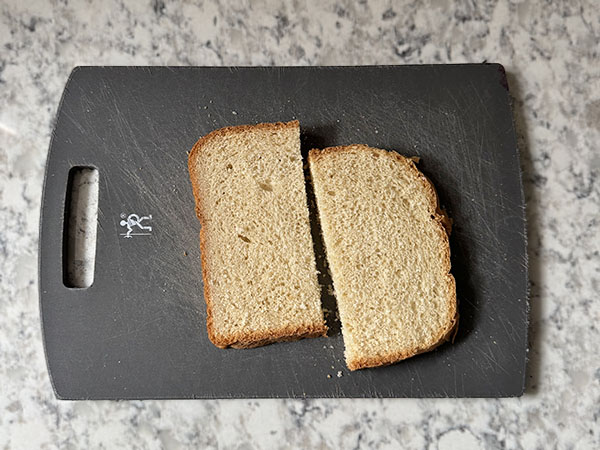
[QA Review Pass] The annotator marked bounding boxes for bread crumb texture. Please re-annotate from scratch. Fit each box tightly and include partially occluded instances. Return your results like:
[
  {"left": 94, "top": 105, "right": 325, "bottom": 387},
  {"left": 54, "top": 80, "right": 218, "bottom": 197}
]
[
  {"left": 309, "top": 145, "right": 457, "bottom": 370},
  {"left": 188, "top": 121, "right": 326, "bottom": 348}
]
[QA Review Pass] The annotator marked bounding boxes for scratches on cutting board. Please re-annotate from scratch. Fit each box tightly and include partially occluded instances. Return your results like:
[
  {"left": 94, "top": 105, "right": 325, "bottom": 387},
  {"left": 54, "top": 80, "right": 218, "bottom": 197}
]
[
  {"left": 453, "top": 365, "right": 458, "bottom": 396},
  {"left": 102, "top": 316, "right": 164, "bottom": 342},
  {"left": 63, "top": 108, "right": 87, "bottom": 136},
  {"left": 496, "top": 310, "right": 519, "bottom": 345},
  {"left": 469, "top": 80, "right": 494, "bottom": 123},
  {"left": 475, "top": 343, "right": 510, "bottom": 375}
]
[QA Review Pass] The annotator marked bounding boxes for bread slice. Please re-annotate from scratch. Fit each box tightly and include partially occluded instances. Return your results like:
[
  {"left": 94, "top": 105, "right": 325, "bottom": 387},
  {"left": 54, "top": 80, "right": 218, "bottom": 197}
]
[
  {"left": 188, "top": 121, "right": 326, "bottom": 348},
  {"left": 309, "top": 145, "right": 457, "bottom": 370}
]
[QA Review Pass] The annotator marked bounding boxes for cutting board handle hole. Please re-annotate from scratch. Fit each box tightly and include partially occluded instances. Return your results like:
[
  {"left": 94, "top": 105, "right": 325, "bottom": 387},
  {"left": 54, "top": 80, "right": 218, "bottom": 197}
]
[{"left": 63, "top": 167, "right": 99, "bottom": 289}]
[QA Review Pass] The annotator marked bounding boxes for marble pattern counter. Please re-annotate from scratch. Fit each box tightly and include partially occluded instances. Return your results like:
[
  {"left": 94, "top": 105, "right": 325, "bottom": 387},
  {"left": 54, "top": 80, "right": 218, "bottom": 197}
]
[{"left": 0, "top": 0, "right": 598, "bottom": 448}]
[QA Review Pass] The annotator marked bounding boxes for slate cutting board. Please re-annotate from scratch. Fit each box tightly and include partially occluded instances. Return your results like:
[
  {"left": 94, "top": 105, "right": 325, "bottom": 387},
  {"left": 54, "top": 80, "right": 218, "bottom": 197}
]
[{"left": 40, "top": 65, "right": 528, "bottom": 399}]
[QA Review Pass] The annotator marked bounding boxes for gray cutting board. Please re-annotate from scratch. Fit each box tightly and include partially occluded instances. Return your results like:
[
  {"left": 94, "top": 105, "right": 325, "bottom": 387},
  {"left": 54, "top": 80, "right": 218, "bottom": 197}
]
[{"left": 40, "top": 65, "right": 528, "bottom": 399}]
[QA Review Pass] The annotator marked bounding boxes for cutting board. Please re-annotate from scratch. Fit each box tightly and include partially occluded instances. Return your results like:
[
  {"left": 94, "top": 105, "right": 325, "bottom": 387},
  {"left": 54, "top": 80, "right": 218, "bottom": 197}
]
[{"left": 40, "top": 65, "right": 528, "bottom": 399}]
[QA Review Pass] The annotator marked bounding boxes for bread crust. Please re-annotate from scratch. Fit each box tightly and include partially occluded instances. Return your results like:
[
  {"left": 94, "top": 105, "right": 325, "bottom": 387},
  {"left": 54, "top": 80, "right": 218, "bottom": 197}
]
[
  {"left": 188, "top": 120, "right": 326, "bottom": 348},
  {"left": 309, "top": 145, "right": 458, "bottom": 370}
]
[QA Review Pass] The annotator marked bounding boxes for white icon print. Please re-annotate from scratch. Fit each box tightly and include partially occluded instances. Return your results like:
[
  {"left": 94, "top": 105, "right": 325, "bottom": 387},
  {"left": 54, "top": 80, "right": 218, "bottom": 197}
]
[{"left": 119, "top": 213, "right": 152, "bottom": 238}]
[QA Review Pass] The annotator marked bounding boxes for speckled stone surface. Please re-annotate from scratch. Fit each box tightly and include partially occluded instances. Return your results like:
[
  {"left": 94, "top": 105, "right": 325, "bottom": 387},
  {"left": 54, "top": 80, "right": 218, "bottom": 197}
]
[{"left": 1, "top": 0, "right": 599, "bottom": 448}]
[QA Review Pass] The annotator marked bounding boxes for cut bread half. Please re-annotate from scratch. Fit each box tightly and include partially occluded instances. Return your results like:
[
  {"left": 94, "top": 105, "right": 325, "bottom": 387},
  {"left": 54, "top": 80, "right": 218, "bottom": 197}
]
[
  {"left": 188, "top": 121, "right": 326, "bottom": 348},
  {"left": 309, "top": 145, "right": 458, "bottom": 370}
]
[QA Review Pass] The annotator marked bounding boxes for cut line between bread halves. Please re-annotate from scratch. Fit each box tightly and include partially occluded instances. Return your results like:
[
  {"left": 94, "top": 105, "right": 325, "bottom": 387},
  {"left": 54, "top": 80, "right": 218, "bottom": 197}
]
[{"left": 188, "top": 121, "right": 457, "bottom": 370}]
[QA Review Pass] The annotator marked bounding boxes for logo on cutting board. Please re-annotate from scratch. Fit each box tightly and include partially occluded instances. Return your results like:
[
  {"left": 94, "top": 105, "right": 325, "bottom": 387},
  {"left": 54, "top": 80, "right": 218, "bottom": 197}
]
[{"left": 119, "top": 213, "right": 152, "bottom": 238}]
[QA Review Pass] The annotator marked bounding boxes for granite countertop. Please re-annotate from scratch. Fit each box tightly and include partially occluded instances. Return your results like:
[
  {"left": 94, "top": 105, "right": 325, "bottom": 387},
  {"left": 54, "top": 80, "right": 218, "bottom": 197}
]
[{"left": 1, "top": 0, "right": 599, "bottom": 448}]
